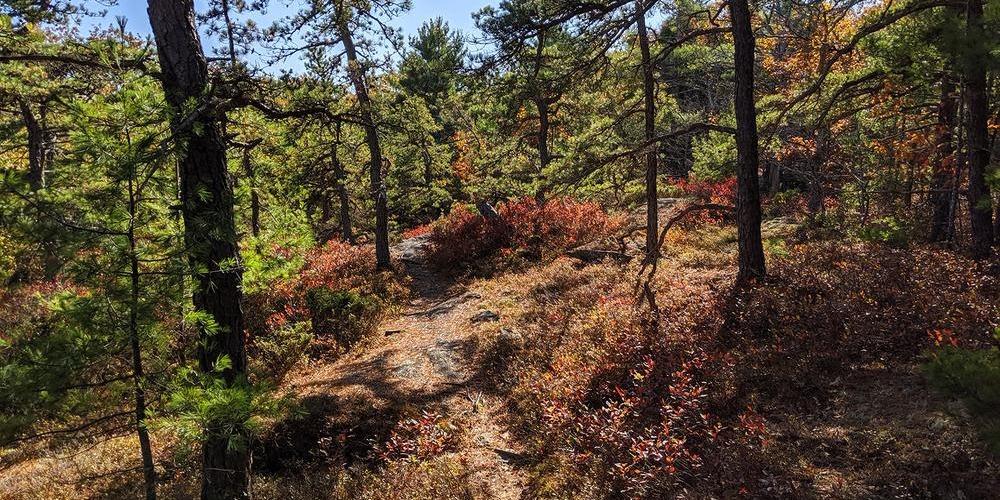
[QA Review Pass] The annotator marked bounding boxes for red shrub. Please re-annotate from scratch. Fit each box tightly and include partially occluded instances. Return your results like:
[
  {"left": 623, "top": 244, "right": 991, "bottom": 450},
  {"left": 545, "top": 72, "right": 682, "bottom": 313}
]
[
  {"left": 671, "top": 178, "right": 737, "bottom": 226},
  {"left": 402, "top": 224, "right": 432, "bottom": 239},
  {"left": 376, "top": 410, "right": 461, "bottom": 462},
  {"left": 426, "top": 197, "right": 624, "bottom": 266},
  {"left": 426, "top": 204, "right": 509, "bottom": 266},
  {"left": 244, "top": 241, "right": 408, "bottom": 366},
  {"left": 672, "top": 177, "right": 737, "bottom": 204},
  {"left": 489, "top": 261, "right": 767, "bottom": 496},
  {"left": 501, "top": 197, "right": 622, "bottom": 254},
  {"left": 490, "top": 241, "right": 999, "bottom": 497},
  {"left": 732, "top": 243, "right": 1000, "bottom": 390}
]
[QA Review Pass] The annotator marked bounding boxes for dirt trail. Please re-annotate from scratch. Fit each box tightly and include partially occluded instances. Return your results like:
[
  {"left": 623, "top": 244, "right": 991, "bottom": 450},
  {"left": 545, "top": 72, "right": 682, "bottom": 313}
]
[{"left": 284, "top": 234, "right": 526, "bottom": 499}]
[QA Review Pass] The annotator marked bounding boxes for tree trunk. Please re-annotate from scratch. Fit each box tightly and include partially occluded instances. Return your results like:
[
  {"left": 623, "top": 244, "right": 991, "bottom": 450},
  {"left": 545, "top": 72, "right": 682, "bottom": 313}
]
[
  {"left": 532, "top": 30, "right": 551, "bottom": 204},
  {"left": 929, "top": 72, "right": 958, "bottom": 242},
  {"left": 729, "top": 0, "right": 767, "bottom": 283},
  {"left": 220, "top": 0, "right": 238, "bottom": 65},
  {"left": 636, "top": 1, "right": 659, "bottom": 261},
  {"left": 768, "top": 158, "right": 781, "bottom": 194},
  {"left": 422, "top": 140, "right": 433, "bottom": 187},
  {"left": 337, "top": 15, "right": 391, "bottom": 269},
  {"left": 19, "top": 98, "right": 62, "bottom": 278},
  {"left": 333, "top": 122, "right": 354, "bottom": 244},
  {"left": 127, "top": 172, "right": 158, "bottom": 500},
  {"left": 18, "top": 99, "right": 46, "bottom": 191},
  {"left": 146, "top": 2, "right": 250, "bottom": 498},
  {"left": 965, "top": 0, "right": 993, "bottom": 260},
  {"left": 241, "top": 146, "right": 261, "bottom": 238},
  {"left": 535, "top": 95, "right": 551, "bottom": 203}
]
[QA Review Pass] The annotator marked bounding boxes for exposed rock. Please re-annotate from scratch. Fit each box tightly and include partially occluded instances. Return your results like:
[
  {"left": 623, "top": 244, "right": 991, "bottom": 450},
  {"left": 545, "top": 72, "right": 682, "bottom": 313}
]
[
  {"left": 497, "top": 327, "right": 524, "bottom": 347},
  {"left": 393, "top": 360, "right": 420, "bottom": 379},
  {"left": 471, "top": 310, "right": 501, "bottom": 323},
  {"left": 761, "top": 216, "right": 800, "bottom": 239},
  {"left": 427, "top": 339, "right": 464, "bottom": 382},
  {"left": 418, "top": 291, "right": 483, "bottom": 318}
]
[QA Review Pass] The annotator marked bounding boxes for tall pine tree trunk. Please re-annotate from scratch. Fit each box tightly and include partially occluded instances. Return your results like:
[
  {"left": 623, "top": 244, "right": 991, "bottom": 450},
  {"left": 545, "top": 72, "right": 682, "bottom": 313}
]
[
  {"left": 532, "top": 30, "right": 551, "bottom": 204},
  {"left": 535, "top": 95, "right": 552, "bottom": 203},
  {"left": 127, "top": 170, "right": 157, "bottom": 500},
  {"left": 730, "top": 0, "right": 767, "bottom": 282},
  {"left": 929, "top": 72, "right": 958, "bottom": 242},
  {"left": 146, "top": 2, "right": 250, "bottom": 498},
  {"left": 18, "top": 99, "right": 46, "bottom": 191},
  {"left": 636, "top": 0, "right": 659, "bottom": 261},
  {"left": 333, "top": 122, "right": 354, "bottom": 244},
  {"left": 965, "top": 0, "right": 993, "bottom": 259},
  {"left": 337, "top": 15, "right": 390, "bottom": 269}
]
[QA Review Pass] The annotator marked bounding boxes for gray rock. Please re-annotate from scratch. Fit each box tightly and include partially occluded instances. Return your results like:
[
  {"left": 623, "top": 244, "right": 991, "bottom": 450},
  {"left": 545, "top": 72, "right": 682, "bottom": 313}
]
[
  {"left": 471, "top": 310, "right": 501, "bottom": 323},
  {"left": 497, "top": 327, "right": 524, "bottom": 347}
]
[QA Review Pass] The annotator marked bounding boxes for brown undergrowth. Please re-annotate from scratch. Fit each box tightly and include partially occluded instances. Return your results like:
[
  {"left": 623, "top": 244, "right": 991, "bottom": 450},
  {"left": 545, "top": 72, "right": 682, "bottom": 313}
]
[
  {"left": 3, "top": 222, "right": 998, "bottom": 499},
  {"left": 475, "top": 228, "right": 1000, "bottom": 498}
]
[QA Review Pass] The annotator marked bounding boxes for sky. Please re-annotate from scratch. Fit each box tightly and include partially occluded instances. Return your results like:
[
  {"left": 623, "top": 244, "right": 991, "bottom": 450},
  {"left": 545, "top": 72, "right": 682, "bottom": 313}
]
[
  {"left": 81, "top": 0, "right": 496, "bottom": 71},
  {"left": 85, "top": 1, "right": 494, "bottom": 41}
]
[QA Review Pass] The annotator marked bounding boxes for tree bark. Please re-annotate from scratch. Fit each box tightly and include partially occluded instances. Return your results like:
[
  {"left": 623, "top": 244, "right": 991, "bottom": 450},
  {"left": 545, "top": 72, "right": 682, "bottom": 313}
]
[
  {"left": 929, "top": 72, "right": 958, "bottom": 242},
  {"left": 333, "top": 122, "right": 354, "bottom": 244},
  {"left": 729, "top": 0, "right": 767, "bottom": 282},
  {"left": 337, "top": 13, "right": 391, "bottom": 269},
  {"left": 532, "top": 30, "right": 551, "bottom": 203},
  {"left": 636, "top": 1, "right": 659, "bottom": 261},
  {"left": 127, "top": 170, "right": 158, "bottom": 500},
  {"left": 535, "top": 95, "right": 552, "bottom": 203},
  {"left": 241, "top": 146, "right": 261, "bottom": 238},
  {"left": 146, "top": 1, "right": 250, "bottom": 498},
  {"left": 965, "top": 0, "right": 993, "bottom": 260},
  {"left": 808, "top": 128, "right": 827, "bottom": 216},
  {"left": 18, "top": 99, "right": 46, "bottom": 191},
  {"left": 220, "top": 0, "right": 238, "bottom": 65}
]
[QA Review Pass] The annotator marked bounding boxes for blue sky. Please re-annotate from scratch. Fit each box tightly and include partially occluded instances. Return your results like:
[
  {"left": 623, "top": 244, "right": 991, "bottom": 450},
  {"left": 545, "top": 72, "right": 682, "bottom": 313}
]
[
  {"left": 82, "top": 1, "right": 496, "bottom": 70},
  {"left": 85, "top": 1, "right": 494, "bottom": 39}
]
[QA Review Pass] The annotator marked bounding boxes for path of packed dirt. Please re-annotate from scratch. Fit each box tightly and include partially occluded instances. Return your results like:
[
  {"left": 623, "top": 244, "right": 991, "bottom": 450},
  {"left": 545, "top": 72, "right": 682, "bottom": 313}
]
[{"left": 282, "top": 234, "right": 526, "bottom": 499}]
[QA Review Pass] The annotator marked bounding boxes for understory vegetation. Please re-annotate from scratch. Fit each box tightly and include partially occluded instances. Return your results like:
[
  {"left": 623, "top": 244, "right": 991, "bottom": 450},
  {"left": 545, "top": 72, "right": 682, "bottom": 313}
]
[{"left": 1, "top": 0, "right": 998, "bottom": 499}]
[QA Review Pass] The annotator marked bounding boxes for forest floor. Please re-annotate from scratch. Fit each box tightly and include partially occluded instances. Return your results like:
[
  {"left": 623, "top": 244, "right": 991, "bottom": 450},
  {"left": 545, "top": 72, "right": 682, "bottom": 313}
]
[
  {"left": 270, "top": 234, "right": 528, "bottom": 498},
  {"left": 1, "top": 205, "right": 998, "bottom": 499}
]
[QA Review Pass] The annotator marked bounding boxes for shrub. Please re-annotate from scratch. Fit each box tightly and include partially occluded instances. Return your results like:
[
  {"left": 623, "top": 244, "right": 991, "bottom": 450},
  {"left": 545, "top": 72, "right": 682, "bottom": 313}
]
[
  {"left": 502, "top": 197, "right": 622, "bottom": 255},
  {"left": 306, "top": 289, "right": 383, "bottom": 349},
  {"left": 248, "top": 321, "right": 313, "bottom": 382},
  {"left": 669, "top": 177, "right": 737, "bottom": 226},
  {"left": 485, "top": 261, "right": 764, "bottom": 497},
  {"left": 855, "top": 216, "right": 912, "bottom": 248},
  {"left": 485, "top": 239, "right": 999, "bottom": 497},
  {"left": 671, "top": 176, "right": 737, "bottom": 204},
  {"left": 245, "top": 241, "right": 408, "bottom": 377},
  {"left": 376, "top": 410, "right": 463, "bottom": 462},
  {"left": 763, "top": 189, "right": 807, "bottom": 218},
  {"left": 426, "top": 197, "right": 624, "bottom": 267},
  {"left": 402, "top": 224, "right": 432, "bottom": 239},
  {"left": 730, "top": 243, "right": 999, "bottom": 404},
  {"left": 924, "top": 341, "right": 1000, "bottom": 453},
  {"left": 426, "top": 204, "right": 509, "bottom": 266}
]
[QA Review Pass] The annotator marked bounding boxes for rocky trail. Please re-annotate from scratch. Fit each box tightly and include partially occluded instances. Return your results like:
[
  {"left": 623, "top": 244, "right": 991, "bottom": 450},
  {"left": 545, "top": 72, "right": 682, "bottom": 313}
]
[{"left": 279, "top": 234, "right": 526, "bottom": 499}]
